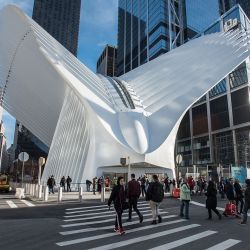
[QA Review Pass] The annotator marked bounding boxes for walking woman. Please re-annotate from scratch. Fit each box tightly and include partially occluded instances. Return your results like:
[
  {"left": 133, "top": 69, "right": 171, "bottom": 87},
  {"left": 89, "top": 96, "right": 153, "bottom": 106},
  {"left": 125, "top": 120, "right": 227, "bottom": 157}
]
[
  {"left": 108, "top": 176, "right": 126, "bottom": 235},
  {"left": 205, "top": 181, "right": 222, "bottom": 220}
]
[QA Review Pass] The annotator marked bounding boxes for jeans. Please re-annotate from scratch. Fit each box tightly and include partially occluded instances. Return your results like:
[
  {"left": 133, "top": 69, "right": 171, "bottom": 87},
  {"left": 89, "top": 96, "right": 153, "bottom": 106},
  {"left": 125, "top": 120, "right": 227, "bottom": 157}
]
[
  {"left": 114, "top": 206, "right": 123, "bottom": 229},
  {"left": 49, "top": 187, "right": 54, "bottom": 194},
  {"left": 236, "top": 197, "right": 244, "bottom": 213},
  {"left": 128, "top": 196, "right": 142, "bottom": 220},
  {"left": 150, "top": 200, "right": 161, "bottom": 220},
  {"left": 180, "top": 200, "right": 190, "bottom": 219},
  {"left": 242, "top": 203, "right": 250, "bottom": 223},
  {"left": 141, "top": 185, "right": 146, "bottom": 197}
]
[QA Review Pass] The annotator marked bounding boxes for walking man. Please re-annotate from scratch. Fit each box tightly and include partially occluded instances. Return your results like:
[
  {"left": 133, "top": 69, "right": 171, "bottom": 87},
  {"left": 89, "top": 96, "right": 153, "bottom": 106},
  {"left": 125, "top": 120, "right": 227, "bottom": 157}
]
[
  {"left": 47, "top": 175, "right": 55, "bottom": 194},
  {"left": 66, "top": 176, "right": 72, "bottom": 192},
  {"left": 60, "top": 176, "right": 66, "bottom": 192},
  {"left": 180, "top": 178, "right": 191, "bottom": 219},
  {"left": 146, "top": 175, "right": 164, "bottom": 224},
  {"left": 140, "top": 175, "right": 146, "bottom": 197},
  {"left": 240, "top": 179, "right": 250, "bottom": 225},
  {"left": 234, "top": 179, "right": 244, "bottom": 214},
  {"left": 127, "top": 174, "right": 143, "bottom": 223}
]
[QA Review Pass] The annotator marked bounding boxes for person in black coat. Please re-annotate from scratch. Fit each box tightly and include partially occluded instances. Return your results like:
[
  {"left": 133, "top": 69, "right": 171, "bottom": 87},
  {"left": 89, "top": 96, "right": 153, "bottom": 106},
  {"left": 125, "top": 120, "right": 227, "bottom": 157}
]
[
  {"left": 225, "top": 178, "right": 235, "bottom": 201},
  {"left": 108, "top": 176, "right": 126, "bottom": 235},
  {"left": 234, "top": 179, "right": 244, "bottom": 214},
  {"left": 240, "top": 179, "right": 250, "bottom": 224},
  {"left": 206, "top": 181, "right": 222, "bottom": 220}
]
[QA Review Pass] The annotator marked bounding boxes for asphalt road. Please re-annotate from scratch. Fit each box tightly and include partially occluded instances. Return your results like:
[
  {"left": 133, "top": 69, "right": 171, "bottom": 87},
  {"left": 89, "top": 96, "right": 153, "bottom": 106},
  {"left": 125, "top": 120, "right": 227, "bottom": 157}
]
[{"left": 0, "top": 194, "right": 249, "bottom": 250}]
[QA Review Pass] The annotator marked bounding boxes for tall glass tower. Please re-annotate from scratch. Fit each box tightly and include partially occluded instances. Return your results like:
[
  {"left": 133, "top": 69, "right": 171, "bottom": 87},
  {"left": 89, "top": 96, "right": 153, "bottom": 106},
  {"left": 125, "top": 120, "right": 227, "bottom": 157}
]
[
  {"left": 220, "top": 0, "right": 250, "bottom": 18},
  {"left": 117, "top": 0, "right": 185, "bottom": 76},
  {"left": 32, "top": 0, "right": 81, "bottom": 56}
]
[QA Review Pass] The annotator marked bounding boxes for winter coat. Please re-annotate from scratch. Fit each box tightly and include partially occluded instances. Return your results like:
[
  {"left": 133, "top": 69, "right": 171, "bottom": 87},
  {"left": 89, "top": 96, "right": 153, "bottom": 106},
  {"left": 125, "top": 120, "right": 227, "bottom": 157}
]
[
  {"left": 234, "top": 182, "right": 243, "bottom": 198},
  {"left": 127, "top": 179, "right": 141, "bottom": 198},
  {"left": 244, "top": 185, "right": 250, "bottom": 206},
  {"left": 108, "top": 184, "right": 126, "bottom": 209},
  {"left": 180, "top": 183, "right": 191, "bottom": 201},
  {"left": 226, "top": 183, "right": 235, "bottom": 200},
  {"left": 206, "top": 185, "right": 217, "bottom": 209},
  {"left": 146, "top": 181, "right": 164, "bottom": 202}
]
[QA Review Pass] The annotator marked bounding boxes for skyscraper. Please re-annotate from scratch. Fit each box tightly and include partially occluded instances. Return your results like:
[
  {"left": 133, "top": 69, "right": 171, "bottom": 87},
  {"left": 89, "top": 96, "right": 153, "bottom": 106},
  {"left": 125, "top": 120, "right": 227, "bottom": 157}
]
[
  {"left": 96, "top": 45, "right": 117, "bottom": 77},
  {"left": 32, "top": 0, "right": 81, "bottom": 56},
  {"left": 220, "top": 0, "right": 250, "bottom": 18},
  {"left": 117, "top": 0, "right": 184, "bottom": 76}
]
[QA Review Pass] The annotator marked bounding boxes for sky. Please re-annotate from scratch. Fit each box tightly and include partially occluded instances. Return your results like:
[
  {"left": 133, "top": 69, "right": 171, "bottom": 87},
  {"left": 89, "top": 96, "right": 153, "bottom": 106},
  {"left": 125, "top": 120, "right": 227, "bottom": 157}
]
[{"left": 0, "top": 0, "right": 118, "bottom": 147}]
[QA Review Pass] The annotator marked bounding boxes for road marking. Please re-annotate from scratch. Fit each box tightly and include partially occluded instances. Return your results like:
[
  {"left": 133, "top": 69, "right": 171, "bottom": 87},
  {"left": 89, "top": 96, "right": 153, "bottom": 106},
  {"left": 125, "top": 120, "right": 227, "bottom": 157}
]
[
  {"left": 205, "top": 239, "right": 241, "bottom": 250},
  {"left": 65, "top": 203, "right": 149, "bottom": 214},
  {"left": 149, "top": 230, "right": 217, "bottom": 250},
  {"left": 61, "top": 211, "right": 168, "bottom": 228},
  {"left": 56, "top": 219, "right": 189, "bottom": 246},
  {"left": 60, "top": 215, "right": 178, "bottom": 235},
  {"left": 84, "top": 224, "right": 200, "bottom": 250},
  {"left": 63, "top": 208, "right": 160, "bottom": 222},
  {"left": 64, "top": 207, "right": 153, "bottom": 218},
  {"left": 6, "top": 200, "right": 18, "bottom": 208},
  {"left": 65, "top": 201, "right": 148, "bottom": 211},
  {"left": 20, "top": 200, "right": 35, "bottom": 207}
]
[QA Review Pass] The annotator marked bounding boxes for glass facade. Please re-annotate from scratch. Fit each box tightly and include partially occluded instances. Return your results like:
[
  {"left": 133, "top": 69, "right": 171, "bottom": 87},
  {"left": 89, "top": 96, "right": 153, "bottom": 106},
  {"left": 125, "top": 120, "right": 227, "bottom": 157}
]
[
  {"left": 221, "top": 0, "right": 250, "bottom": 18},
  {"left": 117, "top": 0, "right": 183, "bottom": 76},
  {"left": 176, "top": 5, "right": 250, "bottom": 173},
  {"left": 32, "top": 0, "right": 81, "bottom": 56}
]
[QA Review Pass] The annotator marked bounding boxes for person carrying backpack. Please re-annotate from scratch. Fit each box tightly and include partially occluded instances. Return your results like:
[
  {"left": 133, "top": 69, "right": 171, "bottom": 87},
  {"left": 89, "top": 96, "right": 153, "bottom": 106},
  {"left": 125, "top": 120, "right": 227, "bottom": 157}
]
[
  {"left": 146, "top": 175, "right": 164, "bottom": 224},
  {"left": 180, "top": 178, "right": 191, "bottom": 219}
]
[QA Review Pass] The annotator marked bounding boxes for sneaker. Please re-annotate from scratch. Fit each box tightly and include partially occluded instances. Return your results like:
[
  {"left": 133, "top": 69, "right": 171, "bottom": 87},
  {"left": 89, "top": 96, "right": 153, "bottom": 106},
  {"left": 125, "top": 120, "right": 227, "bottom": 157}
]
[
  {"left": 185, "top": 217, "right": 190, "bottom": 220},
  {"left": 151, "top": 220, "right": 157, "bottom": 225},
  {"left": 223, "top": 212, "right": 228, "bottom": 217},
  {"left": 119, "top": 228, "right": 125, "bottom": 235},
  {"left": 139, "top": 216, "right": 143, "bottom": 223},
  {"left": 158, "top": 215, "right": 162, "bottom": 223},
  {"left": 206, "top": 217, "right": 212, "bottom": 220},
  {"left": 240, "top": 221, "right": 247, "bottom": 225},
  {"left": 126, "top": 218, "right": 132, "bottom": 222},
  {"left": 114, "top": 227, "right": 119, "bottom": 232}
]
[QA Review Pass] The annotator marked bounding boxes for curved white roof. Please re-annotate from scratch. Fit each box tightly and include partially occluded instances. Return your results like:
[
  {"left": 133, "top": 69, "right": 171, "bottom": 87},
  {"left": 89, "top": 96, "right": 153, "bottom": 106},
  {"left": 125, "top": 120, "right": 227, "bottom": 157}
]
[{"left": 0, "top": 5, "right": 249, "bottom": 182}]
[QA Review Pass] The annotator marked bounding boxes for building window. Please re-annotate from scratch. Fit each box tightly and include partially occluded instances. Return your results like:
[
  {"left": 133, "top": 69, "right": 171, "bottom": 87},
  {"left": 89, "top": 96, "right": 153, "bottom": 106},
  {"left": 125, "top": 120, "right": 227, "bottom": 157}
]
[
  {"left": 229, "top": 62, "right": 248, "bottom": 89},
  {"left": 192, "top": 103, "right": 208, "bottom": 136}
]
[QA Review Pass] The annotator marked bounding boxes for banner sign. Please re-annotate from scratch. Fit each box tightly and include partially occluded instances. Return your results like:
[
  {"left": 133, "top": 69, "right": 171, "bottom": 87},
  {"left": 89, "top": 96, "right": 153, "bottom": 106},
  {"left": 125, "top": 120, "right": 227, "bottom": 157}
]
[{"left": 231, "top": 166, "right": 247, "bottom": 185}]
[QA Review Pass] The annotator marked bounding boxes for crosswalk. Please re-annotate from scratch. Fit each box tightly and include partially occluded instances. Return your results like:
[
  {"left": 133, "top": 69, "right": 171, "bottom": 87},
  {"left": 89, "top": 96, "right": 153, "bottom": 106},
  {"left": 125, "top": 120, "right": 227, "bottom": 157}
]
[
  {"left": 56, "top": 201, "right": 242, "bottom": 249},
  {"left": 0, "top": 198, "right": 35, "bottom": 209}
]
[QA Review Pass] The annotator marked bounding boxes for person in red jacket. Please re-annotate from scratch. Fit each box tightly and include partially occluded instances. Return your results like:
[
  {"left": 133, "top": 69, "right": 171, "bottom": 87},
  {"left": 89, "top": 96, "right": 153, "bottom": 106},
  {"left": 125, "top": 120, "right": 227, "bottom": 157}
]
[{"left": 127, "top": 174, "right": 143, "bottom": 223}]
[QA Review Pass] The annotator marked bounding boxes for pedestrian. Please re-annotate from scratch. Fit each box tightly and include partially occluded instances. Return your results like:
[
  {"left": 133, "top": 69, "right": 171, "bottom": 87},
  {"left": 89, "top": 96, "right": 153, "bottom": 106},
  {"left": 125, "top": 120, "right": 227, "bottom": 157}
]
[
  {"left": 127, "top": 174, "right": 143, "bottom": 223},
  {"left": 205, "top": 181, "right": 222, "bottom": 220},
  {"left": 225, "top": 178, "right": 235, "bottom": 202},
  {"left": 47, "top": 175, "right": 55, "bottom": 194},
  {"left": 140, "top": 175, "right": 146, "bottom": 197},
  {"left": 240, "top": 179, "right": 250, "bottom": 225},
  {"left": 86, "top": 179, "right": 92, "bottom": 192},
  {"left": 146, "top": 175, "right": 164, "bottom": 224},
  {"left": 60, "top": 176, "right": 66, "bottom": 192},
  {"left": 97, "top": 177, "right": 102, "bottom": 193},
  {"left": 93, "top": 177, "right": 97, "bottom": 195},
  {"left": 108, "top": 176, "right": 126, "bottom": 235},
  {"left": 234, "top": 179, "right": 244, "bottom": 214},
  {"left": 66, "top": 176, "right": 72, "bottom": 192},
  {"left": 179, "top": 178, "right": 191, "bottom": 219},
  {"left": 164, "top": 177, "right": 170, "bottom": 193},
  {"left": 219, "top": 177, "right": 225, "bottom": 199}
]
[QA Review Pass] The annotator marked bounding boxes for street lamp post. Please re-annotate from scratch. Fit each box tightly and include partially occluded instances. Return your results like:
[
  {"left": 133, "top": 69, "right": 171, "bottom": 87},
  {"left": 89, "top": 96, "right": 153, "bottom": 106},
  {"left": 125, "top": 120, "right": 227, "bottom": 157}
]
[{"left": 128, "top": 156, "right": 131, "bottom": 182}]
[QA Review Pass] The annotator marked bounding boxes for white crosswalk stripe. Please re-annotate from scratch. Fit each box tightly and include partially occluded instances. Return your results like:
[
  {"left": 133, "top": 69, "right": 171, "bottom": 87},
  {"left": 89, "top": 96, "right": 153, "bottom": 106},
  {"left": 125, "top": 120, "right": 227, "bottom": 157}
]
[
  {"left": 20, "top": 200, "right": 35, "bottom": 207},
  {"left": 6, "top": 200, "right": 18, "bottom": 208},
  {"left": 205, "top": 239, "right": 242, "bottom": 250},
  {"left": 57, "top": 202, "right": 243, "bottom": 249}
]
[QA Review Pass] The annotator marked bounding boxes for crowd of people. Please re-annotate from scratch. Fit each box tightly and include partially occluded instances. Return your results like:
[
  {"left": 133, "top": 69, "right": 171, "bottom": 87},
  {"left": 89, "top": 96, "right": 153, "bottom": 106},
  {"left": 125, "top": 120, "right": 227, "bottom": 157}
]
[
  {"left": 106, "top": 173, "right": 250, "bottom": 235},
  {"left": 46, "top": 175, "right": 72, "bottom": 194}
]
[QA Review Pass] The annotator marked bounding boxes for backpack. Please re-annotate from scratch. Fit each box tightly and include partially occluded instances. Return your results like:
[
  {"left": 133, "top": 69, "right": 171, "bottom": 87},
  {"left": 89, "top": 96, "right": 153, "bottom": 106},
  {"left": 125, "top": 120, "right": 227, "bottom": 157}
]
[{"left": 152, "top": 182, "right": 164, "bottom": 202}]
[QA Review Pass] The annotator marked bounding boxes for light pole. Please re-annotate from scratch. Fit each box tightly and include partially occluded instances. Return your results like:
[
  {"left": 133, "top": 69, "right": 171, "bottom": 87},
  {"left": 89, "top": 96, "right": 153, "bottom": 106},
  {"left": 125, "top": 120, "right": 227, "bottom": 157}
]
[{"left": 128, "top": 156, "right": 131, "bottom": 182}]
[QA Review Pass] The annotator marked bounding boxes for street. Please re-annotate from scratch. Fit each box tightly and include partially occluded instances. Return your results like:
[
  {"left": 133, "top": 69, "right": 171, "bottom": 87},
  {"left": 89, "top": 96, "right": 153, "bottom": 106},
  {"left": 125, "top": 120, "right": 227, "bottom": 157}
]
[{"left": 0, "top": 193, "right": 250, "bottom": 250}]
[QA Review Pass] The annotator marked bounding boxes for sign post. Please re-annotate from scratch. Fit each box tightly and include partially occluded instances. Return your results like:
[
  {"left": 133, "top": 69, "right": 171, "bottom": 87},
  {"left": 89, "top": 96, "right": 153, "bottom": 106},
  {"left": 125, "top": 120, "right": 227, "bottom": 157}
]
[
  {"left": 18, "top": 152, "right": 29, "bottom": 188},
  {"left": 38, "top": 157, "right": 46, "bottom": 185}
]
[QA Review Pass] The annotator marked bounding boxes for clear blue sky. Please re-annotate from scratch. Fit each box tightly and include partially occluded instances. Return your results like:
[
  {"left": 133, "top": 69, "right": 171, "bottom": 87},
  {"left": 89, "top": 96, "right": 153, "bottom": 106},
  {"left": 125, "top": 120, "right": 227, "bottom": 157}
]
[{"left": 0, "top": 0, "right": 118, "bottom": 147}]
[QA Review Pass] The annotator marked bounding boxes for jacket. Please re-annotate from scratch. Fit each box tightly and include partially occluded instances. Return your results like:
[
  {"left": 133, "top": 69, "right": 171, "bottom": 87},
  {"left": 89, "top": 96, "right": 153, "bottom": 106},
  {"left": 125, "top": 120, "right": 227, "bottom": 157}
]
[
  {"left": 180, "top": 183, "right": 191, "bottom": 201},
  {"left": 108, "top": 184, "right": 125, "bottom": 208},
  {"left": 146, "top": 181, "right": 164, "bottom": 202},
  {"left": 127, "top": 179, "right": 141, "bottom": 198},
  {"left": 206, "top": 185, "right": 217, "bottom": 209},
  {"left": 244, "top": 185, "right": 250, "bottom": 206},
  {"left": 226, "top": 183, "right": 235, "bottom": 200},
  {"left": 234, "top": 182, "right": 243, "bottom": 198}
]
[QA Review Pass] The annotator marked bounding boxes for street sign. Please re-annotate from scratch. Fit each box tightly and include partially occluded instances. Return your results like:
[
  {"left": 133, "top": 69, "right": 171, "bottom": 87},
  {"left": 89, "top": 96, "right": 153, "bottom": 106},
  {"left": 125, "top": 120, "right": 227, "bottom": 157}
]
[
  {"left": 176, "top": 154, "right": 183, "bottom": 165},
  {"left": 120, "top": 158, "right": 126, "bottom": 166},
  {"left": 18, "top": 152, "right": 29, "bottom": 162}
]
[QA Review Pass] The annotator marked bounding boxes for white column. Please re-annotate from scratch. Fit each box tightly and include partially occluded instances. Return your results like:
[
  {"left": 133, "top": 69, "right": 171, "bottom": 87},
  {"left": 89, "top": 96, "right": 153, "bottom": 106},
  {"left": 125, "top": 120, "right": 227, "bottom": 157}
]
[
  {"left": 101, "top": 183, "right": 105, "bottom": 202},
  {"left": 79, "top": 186, "right": 83, "bottom": 202},
  {"left": 38, "top": 184, "right": 42, "bottom": 199}
]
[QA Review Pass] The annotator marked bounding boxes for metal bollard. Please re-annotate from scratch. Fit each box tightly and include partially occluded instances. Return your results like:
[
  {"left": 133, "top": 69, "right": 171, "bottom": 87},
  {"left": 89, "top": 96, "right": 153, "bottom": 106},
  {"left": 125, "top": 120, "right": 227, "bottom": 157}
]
[
  {"left": 101, "top": 184, "right": 105, "bottom": 202},
  {"left": 58, "top": 187, "right": 63, "bottom": 202},
  {"left": 34, "top": 184, "right": 38, "bottom": 197},
  {"left": 79, "top": 186, "right": 83, "bottom": 202},
  {"left": 38, "top": 185, "right": 42, "bottom": 199},
  {"left": 44, "top": 186, "right": 48, "bottom": 201},
  {"left": 32, "top": 184, "right": 35, "bottom": 196}
]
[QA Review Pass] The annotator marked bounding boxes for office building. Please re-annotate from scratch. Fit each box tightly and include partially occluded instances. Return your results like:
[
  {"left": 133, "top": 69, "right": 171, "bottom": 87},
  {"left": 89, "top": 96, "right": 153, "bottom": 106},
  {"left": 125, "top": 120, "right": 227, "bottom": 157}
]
[
  {"left": 117, "top": 0, "right": 185, "bottom": 76},
  {"left": 32, "top": 0, "right": 81, "bottom": 56},
  {"left": 97, "top": 45, "right": 117, "bottom": 77},
  {"left": 175, "top": 5, "right": 250, "bottom": 177},
  {"left": 220, "top": 0, "right": 250, "bottom": 18}
]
